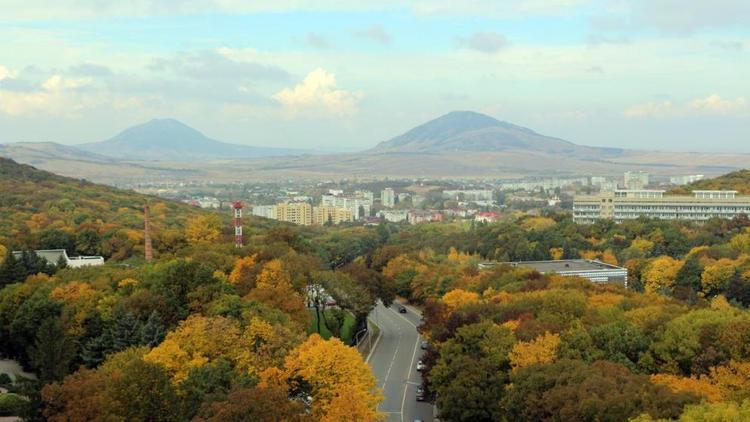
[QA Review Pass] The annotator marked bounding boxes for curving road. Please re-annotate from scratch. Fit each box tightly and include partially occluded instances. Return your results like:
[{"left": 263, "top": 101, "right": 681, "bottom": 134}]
[{"left": 367, "top": 301, "right": 433, "bottom": 422}]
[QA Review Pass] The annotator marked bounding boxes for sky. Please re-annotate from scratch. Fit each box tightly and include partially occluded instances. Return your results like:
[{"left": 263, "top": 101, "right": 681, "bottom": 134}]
[{"left": 0, "top": 0, "right": 748, "bottom": 152}]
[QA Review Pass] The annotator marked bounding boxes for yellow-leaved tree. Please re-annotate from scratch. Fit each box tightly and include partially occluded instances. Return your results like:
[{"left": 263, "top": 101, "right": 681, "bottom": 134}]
[
  {"left": 227, "top": 255, "right": 259, "bottom": 294},
  {"left": 0, "top": 244, "right": 6, "bottom": 264},
  {"left": 650, "top": 373, "right": 723, "bottom": 402},
  {"left": 701, "top": 259, "right": 736, "bottom": 295},
  {"left": 508, "top": 331, "right": 560, "bottom": 371},
  {"left": 185, "top": 215, "right": 222, "bottom": 245},
  {"left": 641, "top": 256, "right": 683, "bottom": 294},
  {"left": 442, "top": 289, "right": 481, "bottom": 312},
  {"left": 246, "top": 259, "right": 308, "bottom": 328},
  {"left": 283, "top": 334, "right": 383, "bottom": 421}
]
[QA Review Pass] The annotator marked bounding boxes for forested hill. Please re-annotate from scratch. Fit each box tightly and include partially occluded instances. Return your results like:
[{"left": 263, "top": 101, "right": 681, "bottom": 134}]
[
  {"left": 0, "top": 157, "right": 223, "bottom": 260},
  {"left": 671, "top": 169, "right": 750, "bottom": 195}
]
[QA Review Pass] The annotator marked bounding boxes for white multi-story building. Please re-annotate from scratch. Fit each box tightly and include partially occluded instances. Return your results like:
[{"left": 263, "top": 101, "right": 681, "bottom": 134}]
[
  {"left": 670, "top": 174, "right": 705, "bottom": 186},
  {"left": 321, "top": 192, "right": 372, "bottom": 219},
  {"left": 573, "top": 190, "right": 750, "bottom": 223},
  {"left": 381, "top": 188, "right": 395, "bottom": 208},
  {"left": 251, "top": 205, "right": 276, "bottom": 219},
  {"left": 624, "top": 171, "right": 649, "bottom": 190}
]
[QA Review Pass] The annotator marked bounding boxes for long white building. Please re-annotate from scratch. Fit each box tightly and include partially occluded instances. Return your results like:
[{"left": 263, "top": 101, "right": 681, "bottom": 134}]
[{"left": 573, "top": 190, "right": 750, "bottom": 223}]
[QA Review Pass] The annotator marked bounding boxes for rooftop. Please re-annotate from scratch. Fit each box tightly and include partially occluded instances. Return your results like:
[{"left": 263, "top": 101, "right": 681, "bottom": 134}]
[{"left": 504, "top": 259, "right": 626, "bottom": 273}]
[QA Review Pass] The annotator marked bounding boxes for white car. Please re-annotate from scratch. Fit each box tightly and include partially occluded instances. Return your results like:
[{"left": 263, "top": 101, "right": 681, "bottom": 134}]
[{"left": 416, "top": 360, "right": 426, "bottom": 371}]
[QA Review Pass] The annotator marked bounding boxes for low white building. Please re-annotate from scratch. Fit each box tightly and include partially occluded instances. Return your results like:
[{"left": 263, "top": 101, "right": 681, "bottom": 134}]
[
  {"left": 12, "top": 249, "right": 104, "bottom": 268},
  {"left": 379, "top": 209, "right": 408, "bottom": 223}
]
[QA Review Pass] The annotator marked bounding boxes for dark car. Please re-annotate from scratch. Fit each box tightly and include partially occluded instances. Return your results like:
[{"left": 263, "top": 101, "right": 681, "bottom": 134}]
[
  {"left": 420, "top": 340, "right": 429, "bottom": 350},
  {"left": 398, "top": 305, "right": 407, "bottom": 313},
  {"left": 416, "top": 385, "right": 425, "bottom": 401}
]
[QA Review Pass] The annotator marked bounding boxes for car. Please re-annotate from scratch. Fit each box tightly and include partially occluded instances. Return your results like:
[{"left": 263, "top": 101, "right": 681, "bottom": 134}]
[
  {"left": 416, "top": 360, "right": 426, "bottom": 371},
  {"left": 398, "top": 305, "right": 407, "bottom": 313},
  {"left": 420, "top": 340, "right": 429, "bottom": 350},
  {"left": 416, "top": 385, "right": 426, "bottom": 401}
]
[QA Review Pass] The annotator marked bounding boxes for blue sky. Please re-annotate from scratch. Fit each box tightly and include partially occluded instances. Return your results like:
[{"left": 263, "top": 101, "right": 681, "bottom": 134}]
[{"left": 0, "top": 0, "right": 748, "bottom": 152}]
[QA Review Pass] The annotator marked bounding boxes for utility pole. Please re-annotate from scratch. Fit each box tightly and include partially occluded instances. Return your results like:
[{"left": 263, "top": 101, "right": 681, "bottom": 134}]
[{"left": 144, "top": 203, "right": 153, "bottom": 263}]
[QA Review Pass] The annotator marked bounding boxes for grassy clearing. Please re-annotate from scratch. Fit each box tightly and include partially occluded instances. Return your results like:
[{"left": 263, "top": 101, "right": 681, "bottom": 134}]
[{"left": 307, "top": 308, "right": 356, "bottom": 344}]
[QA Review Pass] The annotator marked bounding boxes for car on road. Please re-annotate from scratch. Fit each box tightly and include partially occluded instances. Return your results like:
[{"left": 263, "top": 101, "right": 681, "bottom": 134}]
[
  {"left": 416, "top": 360, "right": 426, "bottom": 371},
  {"left": 416, "top": 385, "right": 426, "bottom": 401},
  {"left": 397, "top": 305, "right": 407, "bottom": 313},
  {"left": 420, "top": 340, "right": 429, "bottom": 350}
]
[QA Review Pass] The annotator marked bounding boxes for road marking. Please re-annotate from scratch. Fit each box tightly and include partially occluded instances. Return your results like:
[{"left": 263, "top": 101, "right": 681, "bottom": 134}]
[
  {"left": 386, "top": 305, "right": 422, "bottom": 422},
  {"left": 381, "top": 331, "right": 401, "bottom": 390}
]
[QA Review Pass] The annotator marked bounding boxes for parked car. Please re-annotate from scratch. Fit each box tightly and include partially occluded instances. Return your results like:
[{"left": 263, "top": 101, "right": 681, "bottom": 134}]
[
  {"left": 398, "top": 305, "right": 407, "bottom": 313},
  {"left": 420, "top": 340, "right": 429, "bottom": 350},
  {"left": 416, "top": 360, "right": 426, "bottom": 371},
  {"left": 416, "top": 385, "right": 425, "bottom": 401}
]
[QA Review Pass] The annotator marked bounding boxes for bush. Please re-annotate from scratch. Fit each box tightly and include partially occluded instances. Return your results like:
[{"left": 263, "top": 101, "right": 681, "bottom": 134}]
[
  {"left": 0, "top": 393, "right": 28, "bottom": 416},
  {"left": 0, "top": 373, "right": 11, "bottom": 386}
]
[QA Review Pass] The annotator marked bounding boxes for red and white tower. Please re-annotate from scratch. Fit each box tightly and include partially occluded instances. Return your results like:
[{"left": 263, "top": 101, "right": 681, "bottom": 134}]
[{"left": 232, "top": 201, "right": 243, "bottom": 248}]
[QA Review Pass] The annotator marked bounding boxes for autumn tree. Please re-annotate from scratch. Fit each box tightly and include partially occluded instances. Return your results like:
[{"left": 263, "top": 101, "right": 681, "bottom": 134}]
[
  {"left": 283, "top": 334, "right": 382, "bottom": 421},
  {"left": 186, "top": 215, "right": 223, "bottom": 245},
  {"left": 509, "top": 331, "right": 560, "bottom": 371},
  {"left": 642, "top": 256, "right": 684, "bottom": 294}
]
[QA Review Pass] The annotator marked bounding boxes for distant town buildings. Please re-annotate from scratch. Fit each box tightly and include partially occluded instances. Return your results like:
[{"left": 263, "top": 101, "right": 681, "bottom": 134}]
[
  {"left": 474, "top": 212, "right": 501, "bottom": 223},
  {"left": 322, "top": 190, "right": 372, "bottom": 219},
  {"left": 379, "top": 209, "right": 408, "bottom": 223},
  {"left": 442, "top": 189, "right": 494, "bottom": 201},
  {"left": 573, "top": 189, "right": 750, "bottom": 223},
  {"left": 670, "top": 174, "right": 705, "bottom": 185},
  {"left": 381, "top": 188, "right": 395, "bottom": 208},
  {"left": 408, "top": 210, "right": 443, "bottom": 224},
  {"left": 623, "top": 171, "right": 649, "bottom": 190}
]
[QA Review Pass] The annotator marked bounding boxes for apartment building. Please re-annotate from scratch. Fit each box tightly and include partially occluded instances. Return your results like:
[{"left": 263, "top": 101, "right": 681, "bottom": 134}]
[
  {"left": 573, "top": 190, "right": 750, "bottom": 223},
  {"left": 321, "top": 191, "right": 372, "bottom": 219},
  {"left": 274, "top": 202, "right": 313, "bottom": 225},
  {"left": 381, "top": 188, "right": 395, "bottom": 208},
  {"left": 313, "top": 206, "right": 354, "bottom": 225}
]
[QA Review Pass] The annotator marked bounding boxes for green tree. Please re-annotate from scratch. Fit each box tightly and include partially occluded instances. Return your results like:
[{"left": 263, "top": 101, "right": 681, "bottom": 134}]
[{"left": 28, "top": 318, "right": 76, "bottom": 382}]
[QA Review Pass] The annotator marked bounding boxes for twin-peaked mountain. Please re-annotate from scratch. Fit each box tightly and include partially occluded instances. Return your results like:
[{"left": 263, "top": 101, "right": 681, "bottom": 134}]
[{"left": 1, "top": 111, "right": 746, "bottom": 182}]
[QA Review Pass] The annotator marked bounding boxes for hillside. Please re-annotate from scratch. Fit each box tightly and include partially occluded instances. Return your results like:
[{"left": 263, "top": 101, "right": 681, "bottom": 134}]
[
  {"left": 672, "top": 169, "right": 750, "bottom": 195},
  {"left": 0, "top": 157, "right": 217, "bottom": 260},
  {"left": 372, "top": 111, "right": 622, "bottom": 157},
  {"left": 77, "top": 118, "right": 309, "bottom": 161}
]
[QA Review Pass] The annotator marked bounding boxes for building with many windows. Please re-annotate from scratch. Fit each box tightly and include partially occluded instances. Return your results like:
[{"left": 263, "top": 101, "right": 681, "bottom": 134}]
[
  {"left": 313, "top": 206, "right": 354, "bottom": 225},
  {"left": 381, "top": 188, "right": 395, "bottom": 208},
  {"left": 573, "top": 190, "right": 750, "bottom": 223},
  {"left": 274, "top": 202, "right": 313, "bottom": 226}
]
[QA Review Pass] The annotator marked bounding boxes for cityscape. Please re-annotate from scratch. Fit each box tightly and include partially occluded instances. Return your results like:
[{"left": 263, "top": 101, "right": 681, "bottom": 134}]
[{"left": 1, "top": 2, "right": 750, "bottom": 422}]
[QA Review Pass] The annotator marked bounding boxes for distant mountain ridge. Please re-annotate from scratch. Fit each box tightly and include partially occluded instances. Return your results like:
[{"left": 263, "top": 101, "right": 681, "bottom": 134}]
[
  {"left": 372, "top": 111, "right": 622, "bottom": 157},
  {"left": 77, "top": 118, "right": 310, "bottom": 161}
]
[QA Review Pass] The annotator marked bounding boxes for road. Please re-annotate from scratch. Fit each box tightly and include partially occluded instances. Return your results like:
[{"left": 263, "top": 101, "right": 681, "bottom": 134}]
[{"left": 367, "top": 301, "right": 434, "bottom": 422}]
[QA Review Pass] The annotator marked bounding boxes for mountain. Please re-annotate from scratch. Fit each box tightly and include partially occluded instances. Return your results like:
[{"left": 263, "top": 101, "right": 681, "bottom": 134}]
[
  {"left": 372, "top": 111, "right": 621, "bottom": 157},
  {"left": 0, "top": 142, "right": 115, "bottom": 164},
  {"left": 77, "top": 118, "right": 310, "bottom": 161}
]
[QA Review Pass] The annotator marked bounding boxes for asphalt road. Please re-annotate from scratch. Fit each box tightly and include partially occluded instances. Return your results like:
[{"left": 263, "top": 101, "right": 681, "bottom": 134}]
[{"left": 367, "top": 301, "right": 434, "bottom": 422}]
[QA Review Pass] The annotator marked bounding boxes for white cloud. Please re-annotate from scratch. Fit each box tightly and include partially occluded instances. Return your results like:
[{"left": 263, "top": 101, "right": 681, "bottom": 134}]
[
  {"left": 0, "top": 65, "right": 18, "bottom": 81},
  {"left": 272, "top": 68, "right": 361, "bottom": 115},
  {"left": 625, "top": 95, "right": 747, "bottom": 118},
  {"left": 623, "top": 101, "right": 674, "bottom": 118},
  {"left": 689, "top": 94, "right": 747, "bottom": 114}
]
